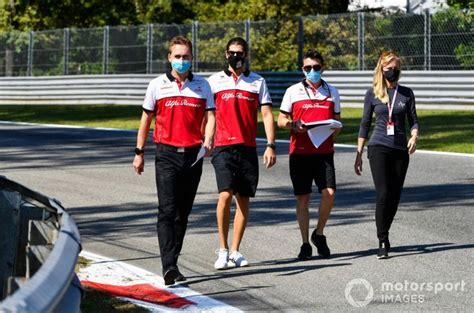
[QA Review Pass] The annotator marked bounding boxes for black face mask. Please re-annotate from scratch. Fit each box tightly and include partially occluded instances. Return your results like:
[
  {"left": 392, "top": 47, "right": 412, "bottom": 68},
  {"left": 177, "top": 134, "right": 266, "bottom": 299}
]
[
  {"left": 228, "top": 55, "right": 245, "bottom": 70},
  {"left": 383, "top": 69, "right": 400, "bottom": 82}
]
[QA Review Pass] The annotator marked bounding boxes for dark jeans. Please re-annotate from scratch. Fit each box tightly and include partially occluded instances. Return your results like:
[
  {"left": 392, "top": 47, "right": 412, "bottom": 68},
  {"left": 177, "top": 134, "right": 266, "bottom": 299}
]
[
  {"left": 155, "top": 143, "right": 202, "bottom": 273},
  {"left": 368, "top": 145, "right": 409, "bottom": 242}
]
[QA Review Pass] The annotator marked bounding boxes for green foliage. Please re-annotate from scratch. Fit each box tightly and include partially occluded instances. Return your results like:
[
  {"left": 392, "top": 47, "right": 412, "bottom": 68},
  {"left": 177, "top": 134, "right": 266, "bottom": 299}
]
[
  {"left": 0, "top": 1, "right": 472, "bottom": 74},
  {"left": 447, "top": 0, "right": 474, "bottom": 9},
  {"left": 2, "top": 0, "right": 139, "bottom": 32},
  {"left": 303, "top": 14, "right": 359, "bottom": 70},
  {"left": 133, "top": 0, "right": 197, "bottom": 24},
  {"left": 250, "top": 19, "right": 299, "bottom": 71},
  {"left": 431, "top": 7, "right": 473, "bottom": 69},
  {"left": 194, "top": 0, "right": 348, "bottom": 22},
  {"left": 455, "top": 42, "right": 474, "bottom": 68}
]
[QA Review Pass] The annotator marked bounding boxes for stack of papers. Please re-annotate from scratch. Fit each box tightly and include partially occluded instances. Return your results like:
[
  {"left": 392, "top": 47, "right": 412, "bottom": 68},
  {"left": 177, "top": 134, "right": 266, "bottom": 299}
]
[{"left": 302, "top": 119, "right": 343, "bottom": 148}]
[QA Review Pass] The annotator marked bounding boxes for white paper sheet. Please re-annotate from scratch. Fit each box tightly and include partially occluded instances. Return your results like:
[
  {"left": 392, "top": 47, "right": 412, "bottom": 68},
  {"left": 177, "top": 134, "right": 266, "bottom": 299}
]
[
  {"left": 303, "top": 119, "right": 343, "bottom": 148},
  {"left": 191, "top": 145, "right": 206, "bottom": 167}
]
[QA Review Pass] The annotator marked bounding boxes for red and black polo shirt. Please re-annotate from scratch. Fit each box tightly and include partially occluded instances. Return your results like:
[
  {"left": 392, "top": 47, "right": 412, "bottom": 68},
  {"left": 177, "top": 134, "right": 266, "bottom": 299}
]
[
  {"left": 207, "top": 69, "right": 272, "bottom": 147},
  {"left": 143, "top": 71, "right": 215, "bottom": 147},
  {"left": 280, "top": 80, "right": 341, "bottom": 155}
]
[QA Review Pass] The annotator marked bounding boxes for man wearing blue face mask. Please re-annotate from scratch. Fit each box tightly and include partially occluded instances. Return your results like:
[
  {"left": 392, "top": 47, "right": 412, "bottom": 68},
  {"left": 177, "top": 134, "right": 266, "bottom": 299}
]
[
  {"left": 278, "top": 49, "right": 342, "bottom": 260},
  {"left": 133, "top": 35, "right": 216, "bottom": 285}
]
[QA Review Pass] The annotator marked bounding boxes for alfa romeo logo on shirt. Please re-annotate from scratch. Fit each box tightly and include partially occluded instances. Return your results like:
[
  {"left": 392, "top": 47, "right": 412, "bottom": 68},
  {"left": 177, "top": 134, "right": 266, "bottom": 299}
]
[
  {"left": 165, "top": 100, "right": 201, "bottom": 108},
  {"left": 221, "top": 92, "right": 255, "bottom": 101}
]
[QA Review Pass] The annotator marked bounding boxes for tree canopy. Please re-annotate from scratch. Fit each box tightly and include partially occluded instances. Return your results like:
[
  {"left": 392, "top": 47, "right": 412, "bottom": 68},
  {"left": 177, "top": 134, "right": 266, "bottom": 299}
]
[{"left": 0, "top": 0, "right": 350, "bottom": 31}]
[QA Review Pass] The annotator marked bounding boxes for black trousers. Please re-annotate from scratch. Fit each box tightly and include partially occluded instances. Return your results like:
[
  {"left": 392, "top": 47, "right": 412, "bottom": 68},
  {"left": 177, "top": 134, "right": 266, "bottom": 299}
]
[
  {"left": 368, "top": 145, "right": 409, "bottom": 242},
  {"left": 155, "top": 144, "right": 202, "bottom": 273}
]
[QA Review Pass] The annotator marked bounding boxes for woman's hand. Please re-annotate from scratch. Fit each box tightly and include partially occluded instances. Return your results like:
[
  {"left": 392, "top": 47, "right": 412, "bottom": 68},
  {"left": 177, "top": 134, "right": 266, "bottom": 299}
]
[
  {"left": 354, "top": 151, "right": 363, "bottom": 176},
  {"left": 407, "top": 136, "right": 418, "bottom": 154}
]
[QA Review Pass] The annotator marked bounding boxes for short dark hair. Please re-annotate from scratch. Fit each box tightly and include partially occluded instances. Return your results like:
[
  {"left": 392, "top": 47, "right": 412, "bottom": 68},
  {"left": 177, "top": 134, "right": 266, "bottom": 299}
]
[
  {"left": 168, "top": 36, "right": 193, "bottom": 55},
  {"left": 304, "top": 49, "right": 324, "bottom": 65},
  {"left": 226, "top": 37, "right": 248, "bottom": 56}
]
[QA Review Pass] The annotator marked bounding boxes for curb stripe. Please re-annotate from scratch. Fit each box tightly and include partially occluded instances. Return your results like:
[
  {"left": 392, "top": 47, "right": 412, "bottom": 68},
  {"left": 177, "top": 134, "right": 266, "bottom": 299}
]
[
  {"left": 81, "top": 281, "right": 194, "bottom": 308},
  {"left": 78, "top": 250, "right": 242, "bottom": 312}
]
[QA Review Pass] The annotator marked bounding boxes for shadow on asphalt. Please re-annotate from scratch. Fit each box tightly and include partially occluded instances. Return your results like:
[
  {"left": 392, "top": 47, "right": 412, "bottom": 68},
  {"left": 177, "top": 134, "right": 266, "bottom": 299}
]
[
  {"left": 177, "top": 262, "right": 352, "bottom": 287},
  {"left": 331, "top": 242, "right": 474, "bottom": 261},
  {"left": 68, "top": 178, "right": 474, "bottom": 239}
]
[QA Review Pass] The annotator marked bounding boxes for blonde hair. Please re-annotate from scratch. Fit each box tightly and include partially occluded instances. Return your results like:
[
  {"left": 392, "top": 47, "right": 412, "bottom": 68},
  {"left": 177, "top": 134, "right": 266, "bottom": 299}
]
[{"left": 373, "top": 51, "right": 401, "bottom": 103}]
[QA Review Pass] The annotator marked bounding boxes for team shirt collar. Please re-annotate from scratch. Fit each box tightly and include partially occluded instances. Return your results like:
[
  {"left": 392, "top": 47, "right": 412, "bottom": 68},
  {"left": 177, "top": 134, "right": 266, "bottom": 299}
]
[
  {"left": 301, "top": 79, "right": 332, "bottom": 99},
  {"left": 302, "top": 79, "right": 321, "bottom": 90},
  {"left": 166, "top": 70, "right": 194, "bottom": 82},
  {"left": 224, "top": 68, "right": 250, "bottom": 78}
]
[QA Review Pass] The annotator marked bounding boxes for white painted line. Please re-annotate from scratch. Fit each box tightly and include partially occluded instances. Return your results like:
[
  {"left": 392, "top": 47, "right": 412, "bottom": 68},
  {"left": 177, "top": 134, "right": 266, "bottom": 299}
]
[
  {"left": 2, "top": 120, "right": 472, "bottom": 158},
  {"left": 0, "top": 120, "right": 136, "bottom": 133},
  {"left": 78, "top": 250, "right": 242, "bottom": 312}
]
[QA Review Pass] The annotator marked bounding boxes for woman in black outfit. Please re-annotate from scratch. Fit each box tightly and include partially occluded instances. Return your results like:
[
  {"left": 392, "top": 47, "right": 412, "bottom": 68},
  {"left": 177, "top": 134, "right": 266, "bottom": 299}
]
[{"left": 354, "top": 50, "right": 419, "bottom": 259}]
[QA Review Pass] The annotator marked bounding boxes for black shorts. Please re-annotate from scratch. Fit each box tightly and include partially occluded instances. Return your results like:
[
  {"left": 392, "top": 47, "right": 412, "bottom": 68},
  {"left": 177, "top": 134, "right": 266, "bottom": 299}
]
[
  {"left": 289, "top": 153, "right": 336, "bottom": 195},
  {"left": 211, "top": 145, "right": 259, "bottom": 197}
]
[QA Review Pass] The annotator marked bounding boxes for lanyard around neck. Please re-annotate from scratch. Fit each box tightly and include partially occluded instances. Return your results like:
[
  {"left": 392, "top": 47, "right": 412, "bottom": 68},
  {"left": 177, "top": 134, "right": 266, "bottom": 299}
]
[
  {"left": 303, "top": 80, "right": 331, "bottom": 101},
  {"left": 387, "top": 86, "right": 398, "bottom": 123}
]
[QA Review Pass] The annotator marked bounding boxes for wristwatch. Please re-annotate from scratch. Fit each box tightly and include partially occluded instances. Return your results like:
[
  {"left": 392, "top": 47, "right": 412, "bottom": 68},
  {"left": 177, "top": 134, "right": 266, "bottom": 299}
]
[
  {"left": 266, "top": 143, "right": 276, "bottom": 150},
  {"left": 135, "top": 147, "right": 144, "bottom": 155}
]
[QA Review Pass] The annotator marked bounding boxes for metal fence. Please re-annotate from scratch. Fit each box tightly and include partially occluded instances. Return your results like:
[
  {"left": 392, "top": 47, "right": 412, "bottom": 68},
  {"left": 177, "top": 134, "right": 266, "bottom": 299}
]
[
  {"left": 0, "top": 10, "right": 472, "bottom": 76},
  {"left": 1, "top": 71, "right": 472, "bottom": 107}
]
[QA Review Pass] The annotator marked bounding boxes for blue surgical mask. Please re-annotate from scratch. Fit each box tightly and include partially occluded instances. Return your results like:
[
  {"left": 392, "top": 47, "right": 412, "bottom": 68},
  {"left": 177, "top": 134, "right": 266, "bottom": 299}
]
[
  {"left": 304, "top": 69, "right": 321, "bottom": 84},
  {"left": 171, "top": 59, "right": 191, "bottom": 74}
]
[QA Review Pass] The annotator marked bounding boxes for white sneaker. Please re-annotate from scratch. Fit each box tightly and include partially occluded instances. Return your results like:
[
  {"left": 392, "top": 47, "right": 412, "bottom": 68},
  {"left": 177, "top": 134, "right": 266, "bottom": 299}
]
[
  {"left": 214, "top": 249, "right": 229, "bottom": 270},
  {"left": 228, "top": 251, "right": 249, "bottom": 267}
]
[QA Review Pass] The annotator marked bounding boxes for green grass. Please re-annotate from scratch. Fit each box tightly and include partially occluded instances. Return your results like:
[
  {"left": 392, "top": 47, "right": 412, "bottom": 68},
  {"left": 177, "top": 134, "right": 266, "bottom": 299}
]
[
  {"left": 0, "top": 105, "right": 142, "bottom": 129},
  {"left": 1, "top": 105, "right": 472, "bottom": 153},
  {"left": 261, "top": 108, "right": 474, "bottom": 154}
]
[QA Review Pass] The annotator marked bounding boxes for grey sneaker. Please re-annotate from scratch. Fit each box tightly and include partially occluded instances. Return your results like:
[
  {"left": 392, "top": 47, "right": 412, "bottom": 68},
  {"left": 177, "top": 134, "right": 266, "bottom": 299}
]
[{"left": 228, "top": 251, "right": 249, "bottom": 267}]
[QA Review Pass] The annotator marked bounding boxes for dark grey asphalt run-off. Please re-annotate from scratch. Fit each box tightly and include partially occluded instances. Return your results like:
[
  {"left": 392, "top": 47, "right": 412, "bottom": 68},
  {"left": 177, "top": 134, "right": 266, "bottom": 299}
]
[{"left": 1, "top": 123, "right": 473, "bottom": 311}]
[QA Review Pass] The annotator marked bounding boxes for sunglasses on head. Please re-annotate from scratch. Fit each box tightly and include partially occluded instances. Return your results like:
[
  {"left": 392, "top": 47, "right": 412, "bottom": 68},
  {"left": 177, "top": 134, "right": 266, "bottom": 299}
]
[
  {"left": 227, "top": 51, "right": 245, "bottom": 57},
  {"left": 303, "top": 64, "right": 322, "bottom": 72}
]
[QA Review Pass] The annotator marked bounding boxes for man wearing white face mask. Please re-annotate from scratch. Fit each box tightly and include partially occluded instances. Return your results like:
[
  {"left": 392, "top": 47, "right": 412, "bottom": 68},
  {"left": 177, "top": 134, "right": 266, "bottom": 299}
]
[
  {"left": 278, "top": 49, "right": 341, "bottom": 260},
  {"left": 133, "top": 36, "right": 216, "bottom": 285}
]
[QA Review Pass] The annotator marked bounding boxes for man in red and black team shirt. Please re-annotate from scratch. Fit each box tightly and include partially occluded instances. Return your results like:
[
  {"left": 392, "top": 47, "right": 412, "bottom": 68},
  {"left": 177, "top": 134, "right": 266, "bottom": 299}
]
[
  {"left": 208, "top": 37, "right": 276, "bottom": 270},
  {"left": 278, "top": 49, "right": 342, "bottom": 260},
  {"left": 133, "top": 36, "right": 216, "bottom": 285}
]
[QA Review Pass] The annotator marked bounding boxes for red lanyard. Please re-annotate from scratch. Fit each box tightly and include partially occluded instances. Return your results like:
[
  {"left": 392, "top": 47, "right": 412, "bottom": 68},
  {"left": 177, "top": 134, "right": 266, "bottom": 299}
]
[
  {"left": 387, "top": 86, "right": 398, "bottom": 124},
  {"left": 304, "top": 81, "right": 332, "bottom": 102}
]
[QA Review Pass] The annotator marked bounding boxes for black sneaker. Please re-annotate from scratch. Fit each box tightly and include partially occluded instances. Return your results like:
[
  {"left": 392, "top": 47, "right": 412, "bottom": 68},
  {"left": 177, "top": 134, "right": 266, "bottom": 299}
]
[
  {"left": 163, "top": 267, "right": 179, "bottom": 286},
  {"left": 175, "top": 269, "right": 186, "bottom": 282},
  {"left": 377, "top": 240, "right": 390, "bottom": 259},
  {"left": 298, "top": 243, "right": 312, "bottom": 260},
  {"left": 311, "top": 230, "right": 331, "bottom": 258}
]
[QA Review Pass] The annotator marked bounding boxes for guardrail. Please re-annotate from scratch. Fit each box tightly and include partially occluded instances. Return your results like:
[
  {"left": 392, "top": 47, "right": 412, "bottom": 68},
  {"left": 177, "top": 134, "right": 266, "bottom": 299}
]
[
  {"left": 0, "top": 176, "right": 82, "bottom": 313},
  {"left": 0, "top": 71, "right": 472, "bottom": 106}
]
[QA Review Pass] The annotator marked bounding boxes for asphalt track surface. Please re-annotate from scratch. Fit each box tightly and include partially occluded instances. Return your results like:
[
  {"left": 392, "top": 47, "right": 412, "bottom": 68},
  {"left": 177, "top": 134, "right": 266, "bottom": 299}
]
[{"left": 1, "top": 122, "right": 473, "bottom": 311}]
